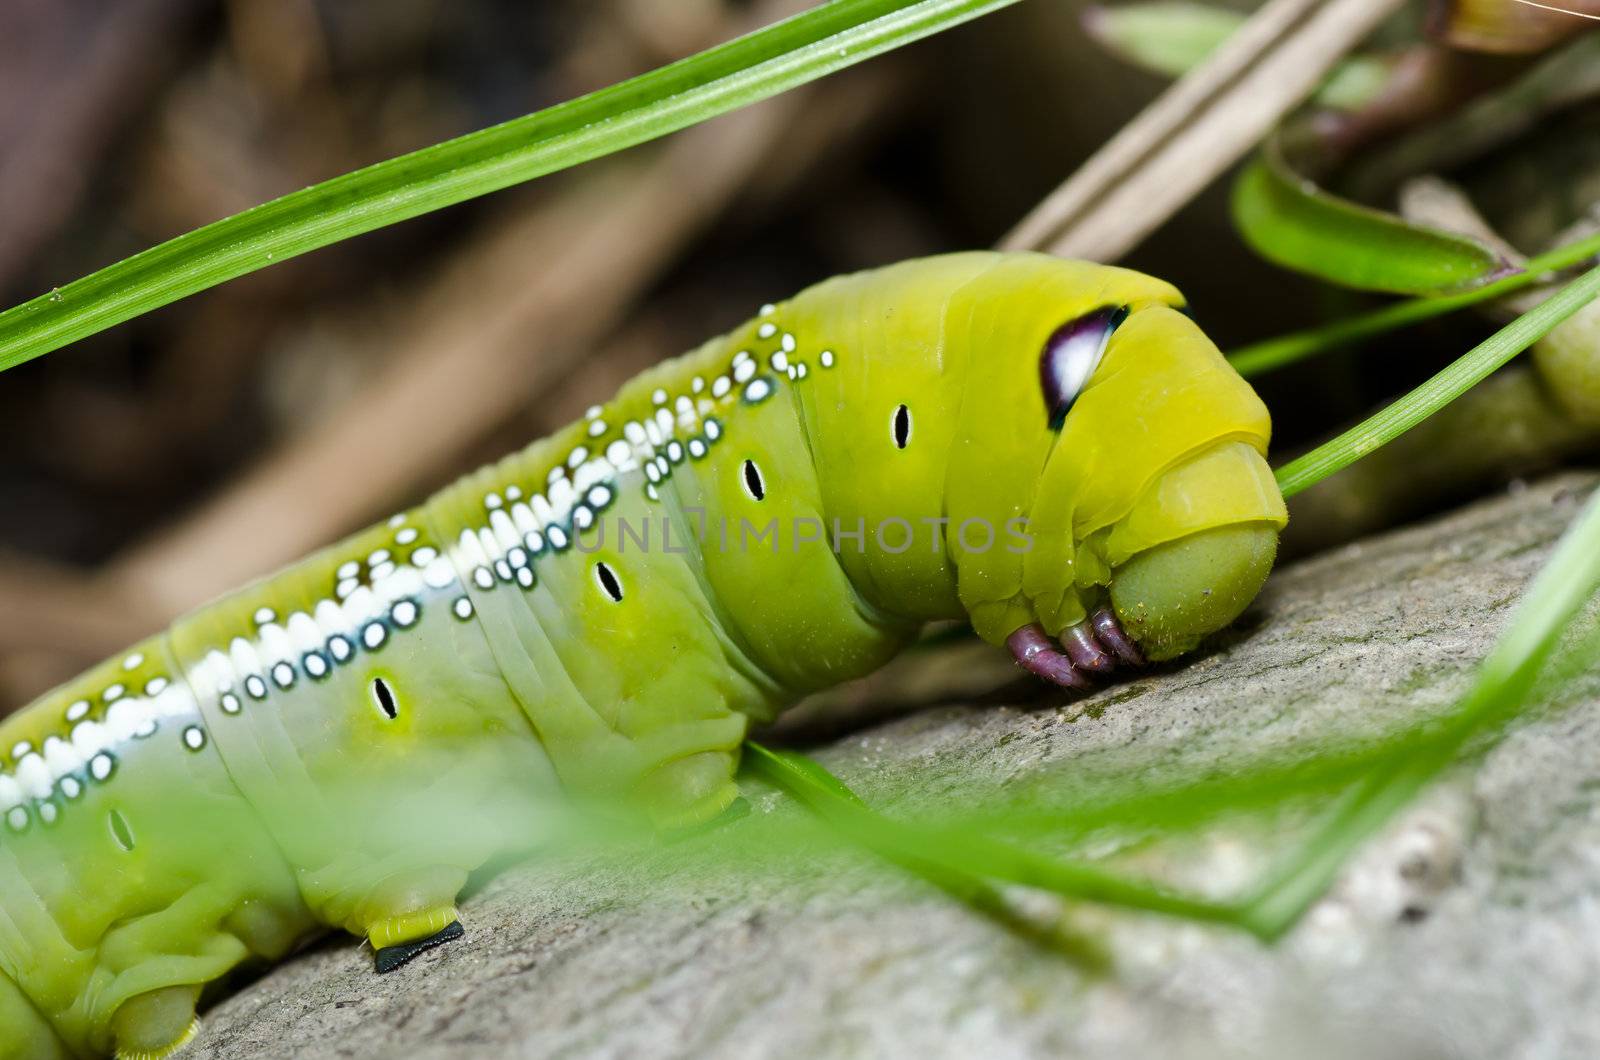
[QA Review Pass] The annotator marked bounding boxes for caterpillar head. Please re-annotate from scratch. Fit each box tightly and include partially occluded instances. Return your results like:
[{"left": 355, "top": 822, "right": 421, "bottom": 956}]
[
  {"left": 1027, "top": 280, "right": 1285, "bottom": 666},
  {"left": 938, "top": 254, "right": 1286, "bottom": 676}
]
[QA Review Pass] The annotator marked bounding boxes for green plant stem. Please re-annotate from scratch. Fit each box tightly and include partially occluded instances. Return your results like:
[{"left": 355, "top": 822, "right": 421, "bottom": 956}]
[
  {"left": 1239, "top": 758, "right": 1438, "bottom": 939},
  {"left": 1273, "top": 262, "right": 1600, "bottom": 498},
  {"left": 1229, "top": 230, "right": 1600, "bottom": 378},
  {"left": 0, "top": 0, "right": 1021, "bottom": 374},
  {"left": 745, "top": 743, "right": 1251, "bottom": 931},
  {"left": 1243, "top": 482, "right": 1600, "bottom": 937}
]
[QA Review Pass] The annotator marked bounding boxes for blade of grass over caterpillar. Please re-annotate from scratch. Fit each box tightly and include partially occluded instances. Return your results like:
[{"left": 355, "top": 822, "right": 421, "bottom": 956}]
[
  {"left": 745, "top": 743, "right": 1254, "bottom": 932},
  {"left": 1240, "top": 482, "right": 1600, "bottom": 938},
  {"left": 0, "top": 0, "right": 1022, "bottom": 373},
  {"left": 737, "top": 746, "right": 1114, "bottom": 962}
]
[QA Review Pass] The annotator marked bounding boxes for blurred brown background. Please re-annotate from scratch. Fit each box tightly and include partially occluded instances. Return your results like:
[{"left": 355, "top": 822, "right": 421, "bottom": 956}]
[{"left": 0, "top": 0, "right": 1524, "bottom": 710}]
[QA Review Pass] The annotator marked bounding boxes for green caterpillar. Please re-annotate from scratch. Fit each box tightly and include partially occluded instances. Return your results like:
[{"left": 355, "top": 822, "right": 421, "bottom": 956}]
[{"left": 0, "top": 252, "right": 1285, "bottom": 1059}]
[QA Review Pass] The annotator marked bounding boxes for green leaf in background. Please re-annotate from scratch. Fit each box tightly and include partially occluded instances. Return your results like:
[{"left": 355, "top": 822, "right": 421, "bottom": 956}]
[
  {"left": 1081, "top": 1, "right": 1241, "bottom": 79},
  {"left": 1232, "top": 136, "right": 1513, "bottom": 296},
  {"left": 1082, "top": 1, "right": 1392, "bottom": 110},
  {"left": 1316, "top": 51, "right": 1394, "bottom": 112},
  {"left": 0, "top": 0, "right": 1022, "bottom": 375}
]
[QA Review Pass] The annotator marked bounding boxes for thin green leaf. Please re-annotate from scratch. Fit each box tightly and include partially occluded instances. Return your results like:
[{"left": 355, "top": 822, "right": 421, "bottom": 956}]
[
  {"left": 1243, "top": 481, "right": 1600, "bottom": 937},
  {"left": 0, "top": 0, "right": 1022, "bottom": 375},
  {"left": 1315, "top": 52, "right": 1394, "bottom": 111},
  {"left": 742, "top": 744, "right": 1119, "bottom": 962},
  {"left": 1228, "top": 229, "right": 1600, "bottom": 377},
  {"left": 745, "top": 743, "right": 1251, "bottom": 930},
  {"left": 746, "top": 743, "right": 866, "bottom": 808},
  {"left": 1273, "top": 263, "right": 1600, "bottom": 498},
  {"left": 1232, "top": 137, "right": 1511, "bottom": 296}
]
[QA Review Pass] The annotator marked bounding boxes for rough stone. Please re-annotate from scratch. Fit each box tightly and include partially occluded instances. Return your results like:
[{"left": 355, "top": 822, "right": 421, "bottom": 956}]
[{"left": 194, "top": 473, "right": 1600, "bottom": 1060}]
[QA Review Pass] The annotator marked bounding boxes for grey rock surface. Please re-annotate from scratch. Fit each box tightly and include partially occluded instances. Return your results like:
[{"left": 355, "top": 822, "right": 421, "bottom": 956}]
[{"left": 194, "top": 473, "right": 1600, "bottom": 1060}]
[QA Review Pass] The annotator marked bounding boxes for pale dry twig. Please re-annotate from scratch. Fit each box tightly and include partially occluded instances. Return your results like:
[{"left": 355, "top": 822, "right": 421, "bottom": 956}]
[{"left": 1002, "top": 0, "right": 1407, "bottom": 261}]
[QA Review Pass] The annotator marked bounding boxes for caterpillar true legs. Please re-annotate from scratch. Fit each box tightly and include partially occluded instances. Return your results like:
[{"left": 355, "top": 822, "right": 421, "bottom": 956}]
[
  {"left": 1007, "top": 509, "right": 1281, "bottom": 690},
  {"left": 0, "top": 253, "right": 1285, "bottom": 1057}
]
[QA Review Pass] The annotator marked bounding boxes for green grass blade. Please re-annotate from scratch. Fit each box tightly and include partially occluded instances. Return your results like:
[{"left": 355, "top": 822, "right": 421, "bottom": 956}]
[
  {"left": 742, "top": 744, "right": 1117, "bottom": 962},
  {"left": 1242, "top": 483, "right": 1600, "bottom": 937},
  {"left": 1238, "top": 763, "right": 1435, "bottom": 938},
  {"left": 745, "top": 743, "right": 1250, "bottom": 930},
  {"left": 0, "top": 0, "right": 1022, "bottom": 374},
  {"left": 1273, "top": 263, "right": 1600, "bottom": 498},
  {"left": 1229, "top": 230, "right": 1600, "bottom": 377},
  {"left": 1450, "top": 492, "right": 1600, "bottom": 726}
]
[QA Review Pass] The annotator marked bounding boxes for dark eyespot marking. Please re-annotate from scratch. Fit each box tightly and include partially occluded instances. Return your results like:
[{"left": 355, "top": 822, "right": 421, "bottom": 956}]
[
  {"left": 595, "top": 561, "right": 624, "bottom": 602},
  {"left": 742, "top": 459, "right": 766, "bottom": 501},
  {"left": 1040, "top": 305, "right": 1129, "bottom": 429},
  {"left": 371, "top": 678, "right": 399, "bottom": 720},
  {"left": 892, "top": 404, "right": 911, "bottom": 449},
  {"left": 109, "top": 810, "right": 135, "bottom": 852}
]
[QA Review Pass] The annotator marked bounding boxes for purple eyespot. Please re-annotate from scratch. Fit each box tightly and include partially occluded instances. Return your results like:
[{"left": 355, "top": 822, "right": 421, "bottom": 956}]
[{"left": 1039, "top": 306, "right": 1128, "bottom": 428}]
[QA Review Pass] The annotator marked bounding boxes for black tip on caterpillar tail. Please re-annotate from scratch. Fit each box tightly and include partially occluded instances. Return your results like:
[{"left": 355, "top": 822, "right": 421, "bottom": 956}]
[{"left": 374, "top": 921, "right": 465, "bottom": 974}]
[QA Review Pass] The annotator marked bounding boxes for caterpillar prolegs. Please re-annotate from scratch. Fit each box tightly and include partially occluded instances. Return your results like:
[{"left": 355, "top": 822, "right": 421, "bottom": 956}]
[{"left": 0, "top": 252, "right": 1285, "bottom": 1058}]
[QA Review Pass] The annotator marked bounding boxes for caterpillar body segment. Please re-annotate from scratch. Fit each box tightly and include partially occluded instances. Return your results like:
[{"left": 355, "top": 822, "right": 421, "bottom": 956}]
[
  {"left": 0, "top": 636, "right": 315, "bottom": 1059},
  {"left": 0, "top": 969, "right": 65, "bottom": 1060},
  {"left": 0, "top": 252, "right": 1286, "bottom": 1057}
]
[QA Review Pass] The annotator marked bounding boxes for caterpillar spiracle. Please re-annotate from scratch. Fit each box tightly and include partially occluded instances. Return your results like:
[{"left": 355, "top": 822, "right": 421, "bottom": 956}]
[{"left": 0, "top": 252, "right": 1286, "bottom": 1058}]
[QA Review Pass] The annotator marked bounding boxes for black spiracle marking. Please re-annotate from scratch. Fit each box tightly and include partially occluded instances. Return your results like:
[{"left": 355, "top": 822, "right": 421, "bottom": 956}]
[
  {"left": 742, "top": 459, "right": 766, "bottom": 501},
  {"left": 596, "top": 562, "right": 624, "bottom": 602},
  {"left": 371, "top": 678, "right": 399, "bottom": 720}
]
